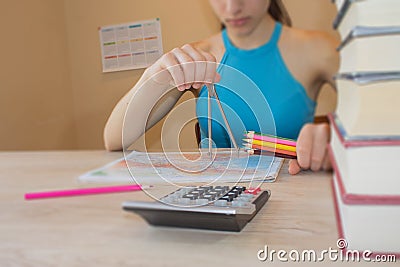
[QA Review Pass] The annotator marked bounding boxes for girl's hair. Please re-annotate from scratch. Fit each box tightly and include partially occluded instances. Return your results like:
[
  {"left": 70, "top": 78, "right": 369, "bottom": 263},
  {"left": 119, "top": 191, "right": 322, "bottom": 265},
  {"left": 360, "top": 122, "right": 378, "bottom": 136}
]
[{"left": 268, "top": 0, "right": 292, "bottom": 26}]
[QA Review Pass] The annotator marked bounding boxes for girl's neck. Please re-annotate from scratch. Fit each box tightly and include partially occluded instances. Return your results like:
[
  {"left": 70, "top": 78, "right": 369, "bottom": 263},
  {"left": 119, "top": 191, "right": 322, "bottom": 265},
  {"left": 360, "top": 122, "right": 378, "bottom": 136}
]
[{"left": 227, "top": 15, "right": 276, "bottom": 50}]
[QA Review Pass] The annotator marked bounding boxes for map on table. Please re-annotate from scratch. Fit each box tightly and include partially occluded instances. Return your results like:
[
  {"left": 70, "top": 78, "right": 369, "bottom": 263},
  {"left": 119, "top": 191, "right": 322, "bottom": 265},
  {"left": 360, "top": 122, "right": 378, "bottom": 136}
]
[{"left": 79, "top": 150, "right": 283, "bottom": 185}]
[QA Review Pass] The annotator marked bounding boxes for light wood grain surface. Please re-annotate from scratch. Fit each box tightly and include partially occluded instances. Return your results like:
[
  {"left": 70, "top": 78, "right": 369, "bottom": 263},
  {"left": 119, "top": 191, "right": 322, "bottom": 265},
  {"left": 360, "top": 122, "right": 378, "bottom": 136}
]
[{"left": 0, "top": 151, "right": 392, "bottom": 266}]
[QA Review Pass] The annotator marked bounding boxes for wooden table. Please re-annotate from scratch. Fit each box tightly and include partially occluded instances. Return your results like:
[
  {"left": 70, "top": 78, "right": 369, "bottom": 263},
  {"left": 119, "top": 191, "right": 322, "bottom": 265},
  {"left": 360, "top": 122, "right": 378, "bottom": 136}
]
[{"left": 0, "top": 151, "right": 391, "bottom": 266}]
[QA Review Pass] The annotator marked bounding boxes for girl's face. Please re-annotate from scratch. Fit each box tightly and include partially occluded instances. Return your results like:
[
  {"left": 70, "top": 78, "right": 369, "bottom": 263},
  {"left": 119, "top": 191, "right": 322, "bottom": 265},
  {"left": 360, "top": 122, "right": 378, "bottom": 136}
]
[{"left": 209, "top": 0, "right": 271, "bottom": 36}]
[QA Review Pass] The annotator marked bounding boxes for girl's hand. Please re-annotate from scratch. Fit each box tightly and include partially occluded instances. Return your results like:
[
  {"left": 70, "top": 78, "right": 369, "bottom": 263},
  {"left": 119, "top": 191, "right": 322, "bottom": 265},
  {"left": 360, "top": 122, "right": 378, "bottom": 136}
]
[
  {"left": 288, "top": 123, "right": 331, "bottom": 175},
  {"left": 146, "top": 44, "right": 220, "bottom": 91}
]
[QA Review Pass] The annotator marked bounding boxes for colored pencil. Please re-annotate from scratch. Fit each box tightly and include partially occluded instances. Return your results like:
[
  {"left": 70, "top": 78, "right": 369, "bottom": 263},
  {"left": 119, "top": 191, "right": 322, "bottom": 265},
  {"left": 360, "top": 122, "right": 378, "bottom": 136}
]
[
  {"left": 245, "top": 131, "right": 297, "bottom": 147},
  {"left": 246, "top": 148, "right": 297, "bottom": 159},
  {"left": 25, "top": 184, "right": 151, "bottom": 200},
  {"left": 244, "top": 143, "right": 297, "bottom": 157},
  {"left": 242, "top": 138, "right": 296, "bottom": 152}
]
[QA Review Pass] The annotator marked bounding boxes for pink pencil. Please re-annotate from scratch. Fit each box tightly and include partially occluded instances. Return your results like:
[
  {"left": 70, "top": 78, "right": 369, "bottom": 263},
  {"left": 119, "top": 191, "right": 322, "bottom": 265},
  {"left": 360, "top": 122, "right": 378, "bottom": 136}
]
[
  {"left": 245, "top": 131, "right": 296, "bottom": 147},
  {"left": 25, "top": 184, "right": 151, "bottom": 200}
]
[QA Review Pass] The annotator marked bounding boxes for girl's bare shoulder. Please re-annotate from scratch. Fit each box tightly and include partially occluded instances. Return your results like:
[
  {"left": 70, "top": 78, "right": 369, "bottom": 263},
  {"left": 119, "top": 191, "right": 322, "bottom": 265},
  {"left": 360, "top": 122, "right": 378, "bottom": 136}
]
[
  {"left": 281, "top": 26, "right": 339, "bottom": 82},
  {"left": 282, "top": 26, "right": 339, "bottom": 63},
  {"left": 191, "top": 32, "right": 225, "bottom": 62}
]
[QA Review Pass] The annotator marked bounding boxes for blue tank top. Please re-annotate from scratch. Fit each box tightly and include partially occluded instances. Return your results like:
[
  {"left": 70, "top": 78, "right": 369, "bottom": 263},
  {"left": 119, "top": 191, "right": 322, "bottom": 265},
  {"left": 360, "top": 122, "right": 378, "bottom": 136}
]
[{"left": 196, "top": 22, "right": 316, "bottom": 148}]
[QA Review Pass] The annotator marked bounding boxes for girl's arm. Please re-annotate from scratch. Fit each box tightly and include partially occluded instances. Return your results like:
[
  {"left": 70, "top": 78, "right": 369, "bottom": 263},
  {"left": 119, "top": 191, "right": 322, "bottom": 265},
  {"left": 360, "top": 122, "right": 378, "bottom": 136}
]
[
  {"left": 103, "top": 72, "right": 183, "bottom": 151},
  {"left": 289, "top": 32, "right": 339, "bottom": 174},
  {"left": 103, "top": 44, "right": 219, "bottom": 151}
]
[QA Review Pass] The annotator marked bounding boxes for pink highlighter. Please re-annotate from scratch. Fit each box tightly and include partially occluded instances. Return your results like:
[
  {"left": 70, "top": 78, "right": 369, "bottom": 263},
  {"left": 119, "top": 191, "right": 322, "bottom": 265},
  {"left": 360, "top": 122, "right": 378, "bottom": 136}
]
[{"left": 25, "top": 184, "right": 150, "bottom": 200}]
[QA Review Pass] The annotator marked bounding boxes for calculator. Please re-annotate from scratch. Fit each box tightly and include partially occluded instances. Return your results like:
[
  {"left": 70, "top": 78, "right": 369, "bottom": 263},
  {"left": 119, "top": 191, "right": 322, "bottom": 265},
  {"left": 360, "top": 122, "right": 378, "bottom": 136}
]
[{"left": 122, "top": 185, "right": 270, "bottom": 232}]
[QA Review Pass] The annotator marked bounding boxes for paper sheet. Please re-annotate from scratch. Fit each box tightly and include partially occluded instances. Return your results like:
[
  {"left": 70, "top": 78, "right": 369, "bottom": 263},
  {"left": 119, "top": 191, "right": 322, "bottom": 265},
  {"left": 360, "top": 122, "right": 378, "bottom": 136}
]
[{"left": 79, "top": 150, "right": 283, "bottom": 184}]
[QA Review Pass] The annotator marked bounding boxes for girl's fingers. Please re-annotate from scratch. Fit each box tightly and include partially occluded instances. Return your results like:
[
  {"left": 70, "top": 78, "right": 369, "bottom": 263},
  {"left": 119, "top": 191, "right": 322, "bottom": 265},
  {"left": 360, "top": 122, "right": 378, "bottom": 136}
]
[
  {"left": 288, "top": 159, "right": 301, "bottom": 175},
  {"left": 171, "top": 47, "right": 195, "bottom": 90},
  {"left": 151, "top": 44, "right": 219, "bottom": 91},
  {"left": 181, "top": 44, "right": 207, "bottom": 89},
  {"left": 157, "top": 52, "right": 186, "bottom": 91},
  {"left": 310, "top": 124, "right": 330, "bottom": 171},
  {"left": 322, "top": 148, "right": 332, "bottom": 171},
  {"left": 296, "top": 123, "right": 314, "bottom": 170},
  {"left": 294, "top": 123, "right": 331, "bottom": 174},
  {"left": 202, "top": 51, "right": 219, "bottom": 85}
]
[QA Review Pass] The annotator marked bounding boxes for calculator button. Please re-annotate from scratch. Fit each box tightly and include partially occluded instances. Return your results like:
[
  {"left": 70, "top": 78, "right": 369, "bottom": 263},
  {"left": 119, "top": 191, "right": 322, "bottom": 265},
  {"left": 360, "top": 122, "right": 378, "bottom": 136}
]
[
  {"left": 237, "top": 196, "right": 252, "bottom": 202},
  {"left": 200, "top": 194, "right": 214, "bottom": 201},
  {"left": 207, "top": 192, "right": 218, "bottom": 199},
  {"left": 221, "top": 195, "right": 233, "bottom": 202},
  {"left": 214, "top": 200, "right": 228, "bottom": 207},
  {"left": 208, "top": 191, "right": 220, "bottom": 197},
  {"left": 196, "top": 188, "right": 206, "bottom": 194},
  {"left": 227, "top": 192, "right": 237, "bottom": 199},
  {"left": 172, "top": 191, "right": 184, "bottom": 197},
  {"left": 233, "top": 186, "right": 246, "bottom": 193},
  {"left": 190, "top": 191, "right": 203, "bottom": 197},
  {"left": 229, "top": 189, "right": 239, "bottom": 197},
  {"left": 163, "top": 195, "right": 177, "bottom": 203},
  {"left": 215, "top": 186, "right": 230, "bottom": 191},
  {"left": 183, "top": 194, "right": 197, "bottom": 200},
  {"left": 195, "top": 199, "right": 209, "bottom": 205},
  {"left": 214, "top": 188, "right": 227, "bottom": 195},
  {"left": 231, "top": 200, "right": 245, "bottom": 207},
  {"left": 178, "top": 198, "right": 191, "bottom": 205},
  {"left": 199, "top": 186, "right": 213, "bottom": 191},
  {"left": 240, "top": 193, "right": 254, "bottom": 199}
]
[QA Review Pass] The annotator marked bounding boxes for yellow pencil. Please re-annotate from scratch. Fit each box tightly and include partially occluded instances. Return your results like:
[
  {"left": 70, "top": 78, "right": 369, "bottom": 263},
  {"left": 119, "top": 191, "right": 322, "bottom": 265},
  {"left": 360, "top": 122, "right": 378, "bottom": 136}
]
[{"left": 242, "top": 138, "right": 297, "bottom": 152}]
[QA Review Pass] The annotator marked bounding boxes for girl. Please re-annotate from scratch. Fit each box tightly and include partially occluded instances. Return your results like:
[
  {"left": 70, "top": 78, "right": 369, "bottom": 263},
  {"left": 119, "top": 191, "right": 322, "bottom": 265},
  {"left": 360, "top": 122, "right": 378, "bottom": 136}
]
[{"left": 104, "top": 0, "right": 339, "bottom": 175}]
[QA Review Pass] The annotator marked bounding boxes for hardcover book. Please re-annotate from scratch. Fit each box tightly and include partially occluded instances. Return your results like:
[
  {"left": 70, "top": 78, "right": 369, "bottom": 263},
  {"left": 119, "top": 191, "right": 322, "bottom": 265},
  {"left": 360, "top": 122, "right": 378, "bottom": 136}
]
[
  {"left": 334, "top": 73, "right": 400, "bottom": 137},
  {"left": 332, "top": 173, "right": 400, "bottom": 254},
  {"left": 328, "top": 113, "right": 400, "bottom": 196}
]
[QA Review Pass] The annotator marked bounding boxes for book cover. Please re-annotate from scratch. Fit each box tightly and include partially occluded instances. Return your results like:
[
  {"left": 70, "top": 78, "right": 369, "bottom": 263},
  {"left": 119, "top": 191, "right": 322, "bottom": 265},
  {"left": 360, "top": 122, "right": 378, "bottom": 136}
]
[
  {"left": 328, "top": 113, "right": 400, "bottom": 196},
  {"left": 338, "top": 26, "right": 400, "bottom": 73},
  {"left": 334, "top": 74, "right": 400, "bottom": 137},
  {"left": 333, "top": 0, "right": 400, "bottom": 39},
  {"left": 332, "top": 173, "right": 400, "bottom": 255}
]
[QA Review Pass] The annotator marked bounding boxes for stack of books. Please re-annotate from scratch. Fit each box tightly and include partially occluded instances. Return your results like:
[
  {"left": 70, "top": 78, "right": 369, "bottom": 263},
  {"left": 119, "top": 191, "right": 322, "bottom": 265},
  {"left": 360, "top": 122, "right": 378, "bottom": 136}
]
[{"left": 330, "top": 0, "right": 400, "bottom": 255}]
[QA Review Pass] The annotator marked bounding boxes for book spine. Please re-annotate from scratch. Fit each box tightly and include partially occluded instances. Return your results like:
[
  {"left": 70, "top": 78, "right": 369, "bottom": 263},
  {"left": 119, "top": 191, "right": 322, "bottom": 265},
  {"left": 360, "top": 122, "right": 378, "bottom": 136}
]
[
  {"left": 328, "top": 144, "right": 400, "bottom": 205},
  {"left": 333, "top": 0, "right": 353, "bottom": 30},
  {"left": 328, "top": 113, "right": 400, "bottom": 147}
]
